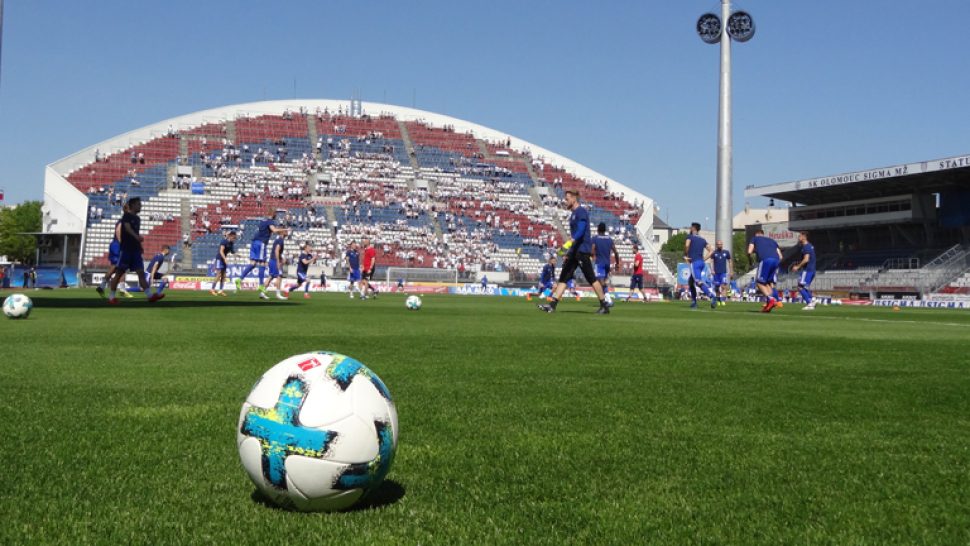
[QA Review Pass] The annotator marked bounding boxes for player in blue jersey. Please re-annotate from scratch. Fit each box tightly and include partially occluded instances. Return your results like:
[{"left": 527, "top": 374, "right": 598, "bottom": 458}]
[
  {"left": 211, "top": 231, "right": 236, "bottom": 296},
  {"left": 747, "top": 228, "right": 784, "bottom": 313},
  {"left": 144, "top": 245, "right": 170, "bottom": 300},
  {"left": 108, "top": 198, "right": 163, "bottom": 305},
  {"left": 791, "top": 231, "right": 818, "bottom": 310},
  {"left": 264, "top": 231, "right": 290, "bottom": 300},
  {"left": 537, "top": 190, "right": 610, "bottom": 314},
  {"left": 345, "top": 241, "right": 363, "bottom": 299},
  {"left": 684, "top": 223, "right": 717, "bottom": 309},
  {"left": 236, "top": 207, "right": 284, "bottom": 296},
  {"left": 591, "top": 223, "right": 620, "bottom": 307},
  {"left": 284, "top": 243, "right": 318, "bottom": 299},
  {"left": 481, "top": 275, "right": 488, "bottom": 289},
  {"left": 397, "top": 277, "right": 405, "bottom": 292},
  {"left": 526, "top": 257, "right": 557, "bottom": 301},
  {"left": 97, "top": 204, "right": 132, "bottom": 299},
  {"left": 710, "top": 240, "right": 734, "bottom": 306}
]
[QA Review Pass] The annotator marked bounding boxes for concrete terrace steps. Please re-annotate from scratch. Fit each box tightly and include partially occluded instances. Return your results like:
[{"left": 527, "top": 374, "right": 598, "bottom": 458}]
[{"left": 398, "top": 120, "right": 421, "bottom": 172}]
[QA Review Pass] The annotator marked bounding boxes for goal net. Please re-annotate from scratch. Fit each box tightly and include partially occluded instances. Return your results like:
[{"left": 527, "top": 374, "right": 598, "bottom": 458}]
[{"left": 386, "top": 267, "right": 458, "bottom": 285}]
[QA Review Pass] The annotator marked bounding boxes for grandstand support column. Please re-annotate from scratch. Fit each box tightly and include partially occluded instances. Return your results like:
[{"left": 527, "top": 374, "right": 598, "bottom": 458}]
[{"left": 715, "top": 0, "right": 733, "bottom": 254}]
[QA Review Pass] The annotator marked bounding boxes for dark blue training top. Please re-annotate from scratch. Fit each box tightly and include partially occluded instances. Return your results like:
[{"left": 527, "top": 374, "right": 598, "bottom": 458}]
[
  {"left": 345, "top": 249, "right": 360, "bottom": 269},
  {"left": 219, "top": 238, "right": 234, "bottom": 259},
  {"left": 686, "top": 234, "right": 708, "bottom": 261},
  {"left": 119, "top": 212, "right": 142, "bottom": 252},
  {"left": 298, "top": 253, "right": 312, "bottom": 275},
  {"left": 146, "top": 254, "right": 165, "bottom": 275},
  {"left": 271, "top": 237, "right": 285, "bottom": 261},
  {"left": 113, "top": 219, "right": 122, "bottom": 242},
  {"left": 569, "top": 206, "right": 592, "bottom": 254},
  {"left": 801, "top": 242, "right": 816, "bottom": 272},
  {"left": 712, "top": 249, "right": 731, "bottom": 275},
  {"left": 255, "top": 218, "right": 277, "bottom": 243},
  {"left": 750, "top": 235, "right": 780, "bottom": 262},
  {"left": 592, "top": 235, "right": 614, "bottom": 264},
  {"left": 540, "top": 264, "right": 555, "bottom": 284}
]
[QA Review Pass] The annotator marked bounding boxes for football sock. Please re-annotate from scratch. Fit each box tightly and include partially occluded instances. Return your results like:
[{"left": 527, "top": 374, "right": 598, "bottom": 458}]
[
  {"left": 218, "top": 281, "right": 224, "bottom": 291},
  {"left": 258, "top": 267, "right": 265, "bottom": 286},
  {"left": 701, "top": 284, "right": 715, "bottom": 299},
  {"left": 240, "top": 265, "right": 255, "bottom": 281},
  {"left": 800, "top": 288, "right": 813, "bottom": 302},
  {"left": 550, "top": 298, "right": 559, "bottom": 309},
  {"left": 157, "top": 281, "right": 167, "bottom": 295},
  {"left": 305, "top": 282, "right": 310, "bottom": 293},
  {"left": 772, "top": 288, "right": 780, "bottom": 299},
  {"left": 144, "top": 288, "right": 152, "bottom": 298},
  {"left": 110, "top": 290, "right": 116, "bottom": 299},
  {"left": 99, "top": 279, "right": 107, "bottom": 289}
]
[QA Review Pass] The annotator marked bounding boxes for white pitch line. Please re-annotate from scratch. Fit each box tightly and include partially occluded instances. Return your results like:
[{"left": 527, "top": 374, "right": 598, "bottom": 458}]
[{"left": 677, "top": 307, "right": 970, "bottom": 328}]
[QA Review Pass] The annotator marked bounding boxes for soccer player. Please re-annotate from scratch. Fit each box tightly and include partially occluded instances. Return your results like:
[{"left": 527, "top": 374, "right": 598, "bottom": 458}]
[
  {"left": 145, "top": 245, "right": 171, "bottom": 299},
  {"left": 211, "top": 231, "right": 236, "bottom": 296},
  {"left": 397, "top": 276, "right": 405, "bottom": 293},
  {"left": 264, "top": 230, "right": 289, "bottom": 300},
  {"left": 236, "top": 208, "right": 284, "bottom": 297},
  {"left": 591, "top": 222, "right": 620, "bottom": 306},
  {"left": 626, "top": 244, "right": 647, "bottom": 303},
  {"left": 345, "top": 241, "right": 363, "bottom": 299},
  {"left": 537, "top": 189, "right": 610, "bottom": 314},
  {"left": 481, "top": 275, "right": 488, "bottom": 289},
  {"left": 284, "top": 243, "right": 317, "bottom": 299},
  {"left": 791, "top": 231, "right": 817, "bottom": 310},
  {"left": 108, "top": 198, "right": 164, "bottom": 305},
  {"left": 684, "top": 222, "right": 717, "bottom": 309},
  {"left": 747, "top": 228, "right": 784, "bottom": 313},
  {"left": 711, "top": 240, "right": 734, "bottom": 306},
  {"left": 362, "top": 238, "right": 378, "bottom": 299},
  {"left": 526, "top": 257, "right": 556, "bottom": 302},
  {"left": 97, "top": 204, "right": 132, "bottom": 299}
]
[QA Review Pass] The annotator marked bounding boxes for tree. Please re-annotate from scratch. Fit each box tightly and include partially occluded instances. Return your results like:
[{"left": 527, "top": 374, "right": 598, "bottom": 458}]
[
  {"left": 732, "top": 231, "right": 753, "bottom": 276},
  {"left": 0, "top": 201, "right": 43, "bottom": 264}
]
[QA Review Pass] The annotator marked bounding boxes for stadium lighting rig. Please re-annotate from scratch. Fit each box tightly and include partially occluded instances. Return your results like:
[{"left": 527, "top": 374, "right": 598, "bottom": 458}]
[{"left": 697, "top": 0, "right": 755, "bottom": 250}]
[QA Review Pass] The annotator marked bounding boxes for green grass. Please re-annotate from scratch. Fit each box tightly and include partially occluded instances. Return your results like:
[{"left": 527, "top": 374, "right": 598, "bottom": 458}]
[{"left": 2, "top": 290, "right": 970, "bottom": 545}]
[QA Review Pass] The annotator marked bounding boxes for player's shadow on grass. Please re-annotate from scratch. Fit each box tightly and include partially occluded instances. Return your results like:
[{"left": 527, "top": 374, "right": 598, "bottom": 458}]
[
  {"left": 31, "top": 298, "right": 290, "bottom": 309},
  {"left": 250, "top": 479, "right": 406, "bottom": 512}
]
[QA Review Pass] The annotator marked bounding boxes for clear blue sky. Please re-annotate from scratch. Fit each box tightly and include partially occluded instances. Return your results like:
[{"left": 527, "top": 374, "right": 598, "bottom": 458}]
[{"left": 1, "top": 0, "right": 968, "bottom": 228}]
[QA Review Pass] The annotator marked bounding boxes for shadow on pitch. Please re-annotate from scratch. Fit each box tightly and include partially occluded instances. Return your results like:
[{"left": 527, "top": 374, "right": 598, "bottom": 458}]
[
  {"left": 30, "top": 297, "right": 291, "bottom": 309},
  {"left": 250, "top": 479, "right": 406, "bottom": 512}
]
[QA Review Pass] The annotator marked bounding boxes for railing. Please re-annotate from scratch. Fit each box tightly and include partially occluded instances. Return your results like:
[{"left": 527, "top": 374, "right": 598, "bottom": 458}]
[{"left": 881, "top": 258, "right": 918, "bottom": 271}]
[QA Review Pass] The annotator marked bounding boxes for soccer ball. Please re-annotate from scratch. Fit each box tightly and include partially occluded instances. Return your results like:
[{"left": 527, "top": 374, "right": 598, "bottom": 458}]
[
  {"left": 406, "top": 295, "right": 422, "bottom": 310},
  {"left": 3, "top": 294, "right": 32, "bottom": 319},
  {"left": 237, "top": 352, "right": 398, "bottom": 512}
]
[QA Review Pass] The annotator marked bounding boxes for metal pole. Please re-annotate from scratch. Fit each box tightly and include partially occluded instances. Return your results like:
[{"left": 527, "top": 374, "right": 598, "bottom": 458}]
[{"left": 715, "top": 0, "right": 733, "bottom": 249}]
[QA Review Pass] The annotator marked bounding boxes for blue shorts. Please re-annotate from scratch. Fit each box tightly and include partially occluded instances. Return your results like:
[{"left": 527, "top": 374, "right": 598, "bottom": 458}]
[
  {"left": 713, "top": 272, "right": 728, "bottom": 286},
  {"left": 146, "top": 271, "right": 164, "bottom": 283},
  {"left": 756, "top": 258, "right": 779, "bottom": 285},
  {"left": 348, "top": 268, "right": 361, "bottom": 282},
  {"left": 214, "top": 259, "right": 227, "bottom": 272},
  {"left": 116, "top": 250, "right": 145, "bottom": 272},
  {"left": 629, "top": 274, "right": 643, "bottom": 290},
  {"left": 268, "top": 259, "right": 280, "bottom": 277},
  {"left": 690, "top": 261, "right": 708, "bottom": 284},
  {"left": 595, "top": 263, "right": 610, "bottom": 280},
  {"left": 297, "top": 271, "right": 308, "bottom": 283},
  {"left": 108, "top": 241, "right": 121, "bottom": 267},
  {"left": 249, "top": 240, "right": 267, "bottom": 262},
  {"left": 540, "top": 281, "right": 554, "bottom": 291},
  {"left": 798, "top": 271, "right": 815, "bottom": 288}
]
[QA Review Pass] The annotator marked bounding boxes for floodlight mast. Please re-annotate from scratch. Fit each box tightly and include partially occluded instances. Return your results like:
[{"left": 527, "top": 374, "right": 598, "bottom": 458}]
[
  {"left": 698, "top": 1, "right": 755, "bottom": 250},
  {"left": 715, "top": 0, "right": 732, "bottom": 252}
]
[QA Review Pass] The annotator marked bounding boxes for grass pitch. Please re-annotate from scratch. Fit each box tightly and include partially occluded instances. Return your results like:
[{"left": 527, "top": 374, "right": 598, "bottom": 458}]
[{"left": 2, "top": 290, "right": 970, "bottom": 545}]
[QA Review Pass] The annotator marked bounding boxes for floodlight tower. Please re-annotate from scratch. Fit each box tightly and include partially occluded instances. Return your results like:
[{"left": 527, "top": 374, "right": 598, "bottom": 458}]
[{"left": 697, "top": 1, "right": 755, "bottom": 249}]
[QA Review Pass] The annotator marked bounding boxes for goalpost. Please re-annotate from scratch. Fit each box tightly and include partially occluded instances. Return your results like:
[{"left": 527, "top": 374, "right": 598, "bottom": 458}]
[{"left": 386, "top": 267, "right": 459, "bottom": 286}]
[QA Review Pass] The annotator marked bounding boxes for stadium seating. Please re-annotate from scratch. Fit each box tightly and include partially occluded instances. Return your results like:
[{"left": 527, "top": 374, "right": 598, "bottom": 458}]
[{"left": 65, "top": 111, "right": 656, "bottom": 283}]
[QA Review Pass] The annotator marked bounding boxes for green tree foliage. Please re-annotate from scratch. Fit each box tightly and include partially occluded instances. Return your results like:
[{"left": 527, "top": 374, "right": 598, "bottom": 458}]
[
  {"left": 733, "top": 232, "right": 753, "bottom": 275},
  {"left": 659, "top": 231, "right": 755, "bottom": 277},
  {"left": 0, "top": 201, "right": 43, "bottom": 264}
]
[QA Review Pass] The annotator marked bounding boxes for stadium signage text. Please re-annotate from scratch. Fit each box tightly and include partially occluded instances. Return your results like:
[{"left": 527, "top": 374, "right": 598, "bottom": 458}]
[{"left": 748, "top": 153, "right": 970, "bottom": 196}]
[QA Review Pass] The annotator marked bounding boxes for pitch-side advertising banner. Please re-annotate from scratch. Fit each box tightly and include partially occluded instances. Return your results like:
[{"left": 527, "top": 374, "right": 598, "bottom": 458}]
[{"left": 762, "top": 222, "right": 799, "bottom": 248}]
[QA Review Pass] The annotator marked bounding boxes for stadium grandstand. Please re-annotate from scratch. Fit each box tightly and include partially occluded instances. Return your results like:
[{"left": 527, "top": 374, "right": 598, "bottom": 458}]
[
  {"left": 41, "top": 100, "right": 673, "bottom": 287},
  {"left": 744, "top": 155, "right": 970, "bottom": 299}
]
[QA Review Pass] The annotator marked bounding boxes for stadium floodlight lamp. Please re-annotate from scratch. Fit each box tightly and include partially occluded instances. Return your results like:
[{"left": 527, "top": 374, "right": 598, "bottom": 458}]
[
  {"left": 726, "top": 11, "right": 756, "bottom": 43},
  {"left": 696, "top": 13, "right": 722, "bottom": 44}
]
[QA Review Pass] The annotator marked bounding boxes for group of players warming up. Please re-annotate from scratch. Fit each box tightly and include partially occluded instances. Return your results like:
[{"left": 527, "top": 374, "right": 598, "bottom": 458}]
[{"left": 95, "top": 193, "right": 817, "bottom": 312}]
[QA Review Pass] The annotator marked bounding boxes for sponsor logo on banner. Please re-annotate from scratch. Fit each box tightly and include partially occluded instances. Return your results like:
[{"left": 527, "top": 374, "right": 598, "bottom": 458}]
[
  {"left": 762, "top": 222, "right": 798, "bottom": 248},
  {"left": 873, "top": 299, "right": 970, "bottom": 309},
  {"left": 174, "top": 276, "right": 214, "bottom": 282},
  {"left": 924, "top": 294, "right": 970, "bottom": 303},
  {"left": 171, "top": 281, "right": 200, "bottom": 290}
]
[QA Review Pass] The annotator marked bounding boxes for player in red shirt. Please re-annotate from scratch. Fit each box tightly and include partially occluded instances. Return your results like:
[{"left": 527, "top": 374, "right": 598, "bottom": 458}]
[
  {"left": 625, "top": 244, "right": 647, "bottom": 303},
  {"left": 362, "top": 238, "right": 378, "bottom": 300}
]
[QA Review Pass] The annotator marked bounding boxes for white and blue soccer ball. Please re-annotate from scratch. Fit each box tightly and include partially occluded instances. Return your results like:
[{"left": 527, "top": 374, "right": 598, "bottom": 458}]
[
  {"left": 237, "top": 352, "right": 398, "bottom": 512},
  {"left": 3, "top": 294, "right": 32, "bottom": 319},
  {"left": 405, "top": 295, "right": 422, "bottom": 310}
]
